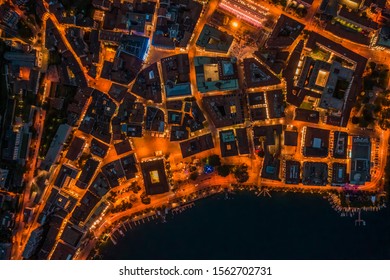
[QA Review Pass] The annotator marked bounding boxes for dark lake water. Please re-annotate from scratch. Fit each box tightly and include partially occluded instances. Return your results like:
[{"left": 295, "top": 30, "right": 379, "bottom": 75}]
[{"left": 100, "top": 191, "right": 390, "bottom": 259}]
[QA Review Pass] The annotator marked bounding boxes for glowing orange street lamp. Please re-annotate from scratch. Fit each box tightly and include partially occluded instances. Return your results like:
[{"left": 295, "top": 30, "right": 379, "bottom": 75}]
[{"left": 231, "top": 21, "right": 239, "bottom": 28}]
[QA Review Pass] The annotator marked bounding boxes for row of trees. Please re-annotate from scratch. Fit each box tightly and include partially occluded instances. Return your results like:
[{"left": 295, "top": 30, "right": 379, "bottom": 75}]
[
  {"left": 352, "top": 89, "right": 390, "bottom": 129},
  {"left": 193, "top": 155, "right": 250, "bottom": 183},
  {"left": 363, "top": 62, "right": 389, "bottom": 91},
  {"left": 352, "top": 62, "right": 389, "bottom": 128},
  {"left": 111, "top": 201, "right": 133, "bottom": 214}
]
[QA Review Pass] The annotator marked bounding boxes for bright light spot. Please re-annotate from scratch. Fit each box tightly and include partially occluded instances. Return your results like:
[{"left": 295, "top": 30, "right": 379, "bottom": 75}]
[{"left": 231, "top": 21, "right": 239, "bottom": 28}]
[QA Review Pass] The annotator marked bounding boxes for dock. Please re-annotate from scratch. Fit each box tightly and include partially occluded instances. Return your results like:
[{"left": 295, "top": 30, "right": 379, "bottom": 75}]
[
  {"left": 110, "top": 235, "right": 117, "bottom": 245},
  {"left": 172, "top": 202, "right": 195, "bottom": 214},
  {"left": 257, "top": 188, "right": 272, "bottom": 197},
  {"left": 355, "top": 210, "right": 366, "bottom": 226}
]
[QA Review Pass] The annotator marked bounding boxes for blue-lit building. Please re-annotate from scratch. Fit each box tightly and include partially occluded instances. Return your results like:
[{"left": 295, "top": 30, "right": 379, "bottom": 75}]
[{"left": 119, "top": 34, "right": 150, "bottom": 61}]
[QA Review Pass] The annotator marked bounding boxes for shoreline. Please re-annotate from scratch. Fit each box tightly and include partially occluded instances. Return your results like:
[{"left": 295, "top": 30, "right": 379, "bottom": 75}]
[{"left": 87, "top": 184, "right": 387, "bottom": 259}]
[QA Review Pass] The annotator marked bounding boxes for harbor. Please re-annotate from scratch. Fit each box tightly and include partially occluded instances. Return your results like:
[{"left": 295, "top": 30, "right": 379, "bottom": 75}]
[{"left": 99, "top": 190, "right": 390, "bottom": 260}]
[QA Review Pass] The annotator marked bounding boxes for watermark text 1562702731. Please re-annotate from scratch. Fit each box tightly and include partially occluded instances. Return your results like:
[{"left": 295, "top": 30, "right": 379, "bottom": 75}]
[{"left": 212, "top": 266, "right": 272, "bottom": 276}]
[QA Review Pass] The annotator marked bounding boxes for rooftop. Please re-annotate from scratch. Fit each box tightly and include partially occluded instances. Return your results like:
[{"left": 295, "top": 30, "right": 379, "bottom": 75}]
[
  {"left": 253, "top": 125, "right": 283, "bottom": 148},
  {"left": 90, "top": 138, "right": 110, "bottom": 158},
  {"left": 285, "top": 160, "right": 300, "bottom": 184},
  {"left": 170, "top": 126, "right": 189, "bottom": 141},
  {"left": 103, "top": 8, "right": 146, "bottom": 33},
  {"left": 266, "top": 90, "right": 285, "bottom": 119},
  {"left": 266, "top": 15, "right": 305, "bottom": 48},
  {"left": 101, "top": 160, "right": 126, "bottom": 188},
  {"left": 219, "top": 130, "right": 239, "bottom": 157},
  {"left": 331, "top": 163, "right": 347, "bottom": 186},
  {"left": 131, "top": 63, "right": 162, "bottom": 103},
  {"left": 303, "top": 127, "right": 330, "bottom": 158},
  {"left": 243, "top": 58, "right": 281, "bottom": 88},
  {"left": 161, "top": 54, "right": 191, "bottom": 98},
  {"left": 337, "top": 7, "right": 379, "bottom": 30},
  {"left": 145, "top": 106, "right": 165, "bottom": 132},
  {"left": 140, "top": 158, "right": 169, "bottom": 195},
  {"left": 261, "top": 154, "right": 280, "bottom": 180},
  {"left": 41, "top": 124, "right": 72, "bottom": 171},
  {"left": 333, "top": 131, "right": 348, "bottom": 159},
  {"left": 202, "top": 92, "right": 245, "bottom": 128},
  {"left": 65, "top": 137, "right": 86, "bottom": 161},
  {"left": 108, "top": 83, "right": 128, "bottom": 103},
  {"left": 294, "top": 108, "right": 320, "bottom": 124},
  {"left": 71, "top": 191, "right": 100, "bottom": 225},
  {"left": 195, "top": 56, "right": 239, "bottom": 93},
  {"left": 180, "top": 133, "right": 215, "bottom": 158},
  {"left": 196, "top": 24, "right": 234, "bottom": 53},
  {"left": 302, "top": 162, "right": 328, "bottom": 186},
  {"left": 235, "top": 128, "right": 250, "bottom": 155},
  {"left": 89, "top": 172, "right": 111, "bottom": 198},
  {"left": 60, "top": 223, "right": 84, "bottom": 248},
  {"left": 50, "top": 242, "right": 76, "bottom": 260},
  {"left": 76, "top": 159, "right": 100, "bottom": 189},
  {"left": 284, "top": 131, "right": 298, "bottom": 146},
  {"left": 54, "top": 164, "right": 79, "bottom": 189},
  {"left": 218, "top": 0, "right": 269, "bottom": 27},
  {"left": 152, "top": 0, "right": 202, "bottom": 48},
  {"left": 168, "top": 111, "right": 183, "bottom": 125},
  {"left": 350, "top": 136, "right": 371, "bottom": 185},
  {"left": 305, "top": 32, "right": 368, "bottom": 127},
  {"left": 114, "top": 140, "right": 132, "bottom": 155},
  {"left": 250, "top": 107, "right": 267, "bottom": 121},
  {"left": 120, "top": 154, "right": 138, "bottom": 180},
  {"left": 119, "top": 34, "right": 150, "bottom": 60},
  {"left": 248, "top": 91, "right": 266, "bottom": 106},
  {"left": 376, "top": 26, "right": 390, "bottom": 49},
  {"left": 254, "top": 50, "right": 289, "bottom": 75}
]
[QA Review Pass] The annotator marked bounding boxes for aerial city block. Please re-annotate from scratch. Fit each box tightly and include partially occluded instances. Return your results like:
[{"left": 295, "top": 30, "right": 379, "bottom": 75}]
[{"left": 0, "top": 0, "right": 389, "bottom": 260}]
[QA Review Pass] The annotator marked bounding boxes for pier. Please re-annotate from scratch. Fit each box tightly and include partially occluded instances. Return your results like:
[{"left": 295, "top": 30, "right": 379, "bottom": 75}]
[
  {"left": 355, "top": 210, "right": 366, "bottom": 226},
  {"left": 172, "top": 202, "right": 195, "bottom": 214},
  {"left": 257, "top": 188, "right": 272, "bottom": 197}
]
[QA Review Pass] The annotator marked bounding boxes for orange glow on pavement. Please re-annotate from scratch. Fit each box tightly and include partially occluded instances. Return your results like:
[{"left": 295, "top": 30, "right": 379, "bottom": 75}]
[{"left": 231, "top": 21, "right": 239, "bottom": 28}]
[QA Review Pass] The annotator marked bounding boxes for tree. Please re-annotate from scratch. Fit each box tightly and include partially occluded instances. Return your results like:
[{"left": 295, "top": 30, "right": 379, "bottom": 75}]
[
  {"left": 233, "top": 164, "right": 249, "bottom": 183},
  {"left": 369, "top": 61, "right": 377, "bottom": 70},
  {"left": 362, "top": 108, "right": 374, "bottom": 123},
  {"left": 217, "top": 165, "right": 231, "bottom": 177},
  {"left": 189, "top": 172, "right": 199, "bottom": 181},
  {"left": 354, "top": 97, "right": 362, "bottom": 110},
  {"left": 189, "top": 165, "right": 197, "bottom": 172},
  {"left": 351, "top": 116, "right": 360, "bottom": 124},
  {"left": 257, "top": 150, "right": 265, "bottom": 157},
  {"left": 140, "top": 192, "right": 151, "bottom": 204},
  {"left": 141, "top": 197, "right": 151, "bottom": 204},
  {"left": 359, "top": 117, "right": 369, "bottom": 127},
  {"left": 373, "top": 102, "right": 382, "bottom": 113},
  {"left": 297, "top": 7, "right": 307, "bottom": 18},
  {"left": 17, "top": 20, "right": 34, "bottom": 41},
  {"left": 130, "top": 183, "right": 141, "bottom": 194},
  {"left": 205, "top": 155, "right": 221, "bottom": 167}
]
